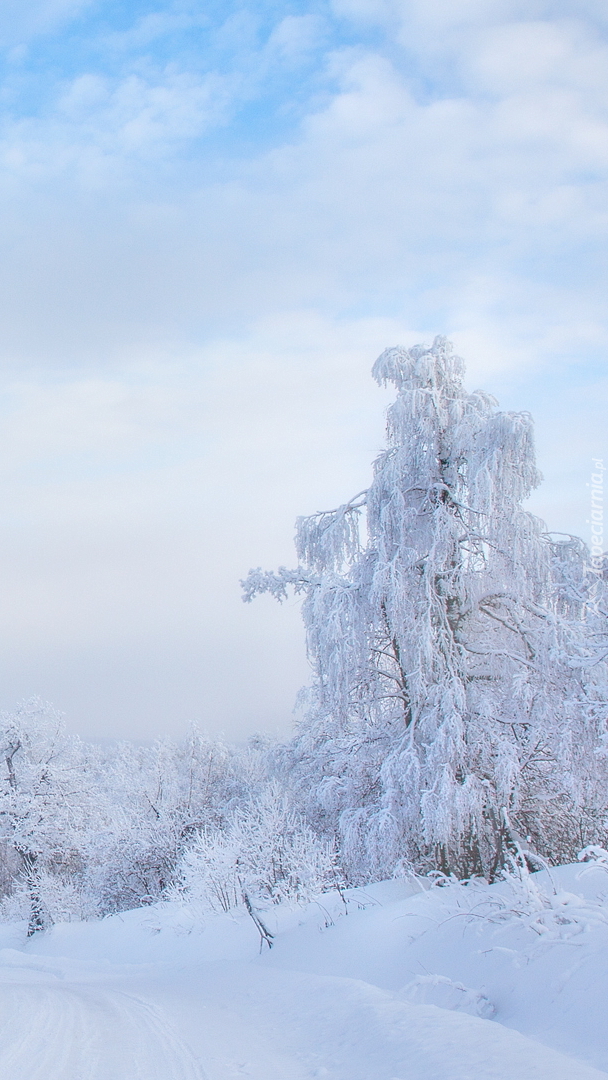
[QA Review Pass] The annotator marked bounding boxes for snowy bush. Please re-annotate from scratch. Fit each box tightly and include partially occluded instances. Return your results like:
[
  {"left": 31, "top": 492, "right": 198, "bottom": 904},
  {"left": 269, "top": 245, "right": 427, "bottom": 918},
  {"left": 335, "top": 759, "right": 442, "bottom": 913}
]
[
  {"left": 175, "top": 782, "right": 339, "bottom": 917},
  {"left": 424, "top": 844, "right": 608, "bottom": 956}
]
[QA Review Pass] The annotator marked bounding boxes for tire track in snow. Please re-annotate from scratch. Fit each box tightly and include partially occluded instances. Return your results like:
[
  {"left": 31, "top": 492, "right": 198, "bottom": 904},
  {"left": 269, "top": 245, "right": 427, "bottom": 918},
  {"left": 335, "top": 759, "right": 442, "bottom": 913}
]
[{"left": 0, "top": 982, "right": 207, "bottom": 1080}]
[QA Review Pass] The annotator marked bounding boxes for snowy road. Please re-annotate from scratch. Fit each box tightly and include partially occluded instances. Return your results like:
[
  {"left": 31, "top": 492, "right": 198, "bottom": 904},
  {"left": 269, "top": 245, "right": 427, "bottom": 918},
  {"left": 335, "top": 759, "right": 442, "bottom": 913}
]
[
  {"left": 0, "top": 979, "right": 207, "bottom": 1080},
  {"left": 0, "top": 958, "right": 607, "bottom": 1080},
  {"left": 2, "top": 872, "right": 608, "bottom": 1080}
]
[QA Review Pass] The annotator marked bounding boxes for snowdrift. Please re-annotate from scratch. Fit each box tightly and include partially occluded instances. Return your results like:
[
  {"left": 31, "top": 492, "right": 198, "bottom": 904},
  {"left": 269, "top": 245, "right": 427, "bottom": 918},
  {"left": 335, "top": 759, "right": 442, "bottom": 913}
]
[{"left": 1, "top": 863, "right": 608, "bottom": 1079}]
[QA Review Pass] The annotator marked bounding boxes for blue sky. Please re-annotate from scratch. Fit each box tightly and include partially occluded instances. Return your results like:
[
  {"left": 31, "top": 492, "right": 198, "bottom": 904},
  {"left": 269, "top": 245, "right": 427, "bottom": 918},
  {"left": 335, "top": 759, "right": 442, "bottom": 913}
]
[{"left": 0, "top": 0, "right": 606, "bottom": 739}]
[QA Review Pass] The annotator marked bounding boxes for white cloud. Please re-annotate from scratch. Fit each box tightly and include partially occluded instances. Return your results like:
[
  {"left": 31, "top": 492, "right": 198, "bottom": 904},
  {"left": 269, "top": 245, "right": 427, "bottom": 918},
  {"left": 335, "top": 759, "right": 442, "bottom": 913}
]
[
  {"left": 100, "top": 9, "right": 210, "bottom": 53},
  {"left": 0, "top": 1, "right": 93, "bottom": 46},
  {"left": 0, "top": 67, "right": 237, "bottom": 188},
  {"left": 266, "top": 15, "right": 327, "bottom": 63},
  {"left": 0, "top": 0, "right": 605, "bottom": 738},
  {"left": 330, "top": 0, "right": 522, "bottom": 34},
  {"left": 469, "top": 19, "right": 606, "bottom": 92}
]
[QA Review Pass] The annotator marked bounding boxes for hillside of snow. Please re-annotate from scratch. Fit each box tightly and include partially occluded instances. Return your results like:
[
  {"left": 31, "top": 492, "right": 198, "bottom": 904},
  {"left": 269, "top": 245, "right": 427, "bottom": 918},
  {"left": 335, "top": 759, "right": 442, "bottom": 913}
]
[{"left": 1, "top": 862, "right": 608, "bottom": 1079}]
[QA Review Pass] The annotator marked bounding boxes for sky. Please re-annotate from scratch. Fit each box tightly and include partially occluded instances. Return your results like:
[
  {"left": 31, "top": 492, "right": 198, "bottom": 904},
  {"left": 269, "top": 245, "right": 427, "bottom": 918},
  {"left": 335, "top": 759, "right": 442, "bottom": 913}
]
[{"left": 0, "top": 0, "right": 606, "bottom": 741}]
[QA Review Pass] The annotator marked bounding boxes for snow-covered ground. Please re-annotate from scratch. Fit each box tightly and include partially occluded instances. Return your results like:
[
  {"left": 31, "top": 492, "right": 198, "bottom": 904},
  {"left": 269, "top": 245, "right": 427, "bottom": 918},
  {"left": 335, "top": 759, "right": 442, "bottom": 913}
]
[{"left": 1, "top": 864, "right": 608, "bottom": 1079}]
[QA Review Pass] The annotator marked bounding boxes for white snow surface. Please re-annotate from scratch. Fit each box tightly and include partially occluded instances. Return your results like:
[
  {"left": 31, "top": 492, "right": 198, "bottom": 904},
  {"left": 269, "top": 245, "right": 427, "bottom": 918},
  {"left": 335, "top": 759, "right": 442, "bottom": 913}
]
[{"left": 1, "top": 864, "right": 608, "bottom": 1079}]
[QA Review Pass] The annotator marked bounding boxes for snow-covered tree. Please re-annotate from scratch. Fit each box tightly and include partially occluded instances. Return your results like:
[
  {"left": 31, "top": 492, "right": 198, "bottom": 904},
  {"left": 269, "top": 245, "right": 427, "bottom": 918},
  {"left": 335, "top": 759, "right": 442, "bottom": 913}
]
[
  {"left": 243, "top": 337, "right": 608, "bottom": 881},
  {"left": 0, "top": 699, "right": 94, "bottom": 932}
]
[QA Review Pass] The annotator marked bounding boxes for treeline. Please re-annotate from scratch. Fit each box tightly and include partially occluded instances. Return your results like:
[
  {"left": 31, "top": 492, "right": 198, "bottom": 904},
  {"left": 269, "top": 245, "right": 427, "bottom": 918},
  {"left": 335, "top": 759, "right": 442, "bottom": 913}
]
[{"left": 0, "top": 702, "right": 335, "bottom": 934}]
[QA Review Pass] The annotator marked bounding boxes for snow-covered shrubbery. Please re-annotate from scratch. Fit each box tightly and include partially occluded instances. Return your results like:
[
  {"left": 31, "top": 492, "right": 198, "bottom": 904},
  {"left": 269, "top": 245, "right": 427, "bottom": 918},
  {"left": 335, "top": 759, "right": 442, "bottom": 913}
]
[
  {"left": 174, "top": 782, "right": 338, "bottom": 923},
  {"left": 0, "top": 703, "right": 277, "bottom": 930},
  {"left": 401, "top": 841, "right": 608, "bottom": 965}
]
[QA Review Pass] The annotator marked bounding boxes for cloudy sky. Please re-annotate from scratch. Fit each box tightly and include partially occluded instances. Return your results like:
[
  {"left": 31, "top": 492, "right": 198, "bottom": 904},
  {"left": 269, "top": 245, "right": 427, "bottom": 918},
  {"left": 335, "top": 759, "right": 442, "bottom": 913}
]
[{"left": 0, "top": 0, "right": 606, "bottom": 741}]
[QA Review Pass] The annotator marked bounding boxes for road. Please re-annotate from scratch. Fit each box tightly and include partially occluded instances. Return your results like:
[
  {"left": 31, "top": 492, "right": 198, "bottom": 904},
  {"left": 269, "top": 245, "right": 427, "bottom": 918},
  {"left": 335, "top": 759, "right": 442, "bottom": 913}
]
[{"left": 0, "top": 949, "right": 606, "bottom": 1080}]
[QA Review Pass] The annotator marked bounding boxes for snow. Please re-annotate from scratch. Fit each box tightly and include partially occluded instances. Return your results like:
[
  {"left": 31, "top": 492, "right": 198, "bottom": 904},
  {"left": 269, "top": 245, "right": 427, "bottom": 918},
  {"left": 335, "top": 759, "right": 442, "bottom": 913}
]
[{"left": 1, "top": 865, "right": 608, "bottom": 1079}]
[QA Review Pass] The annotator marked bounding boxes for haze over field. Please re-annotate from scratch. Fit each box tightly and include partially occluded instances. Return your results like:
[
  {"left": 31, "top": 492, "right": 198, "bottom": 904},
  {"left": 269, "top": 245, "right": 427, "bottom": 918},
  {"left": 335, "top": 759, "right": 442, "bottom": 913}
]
[{"left": 0, "top": 0, "right": 606, "bottom": 739}]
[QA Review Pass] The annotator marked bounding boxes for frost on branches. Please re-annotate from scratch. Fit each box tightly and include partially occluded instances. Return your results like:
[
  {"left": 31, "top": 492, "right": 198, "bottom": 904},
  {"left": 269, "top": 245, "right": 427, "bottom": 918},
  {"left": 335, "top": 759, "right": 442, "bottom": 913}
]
[
  {"left": 0, "top": 699, "right": 91, "bottom": 934},
  {"left": 174, "top": 782, "right": 337, "bottom": 928},
  {"left": 0, "top": 707, "right": 270, "bottom": 929},
  {"left": 243, "top": 337, "right": 608, "bottom": 882}
]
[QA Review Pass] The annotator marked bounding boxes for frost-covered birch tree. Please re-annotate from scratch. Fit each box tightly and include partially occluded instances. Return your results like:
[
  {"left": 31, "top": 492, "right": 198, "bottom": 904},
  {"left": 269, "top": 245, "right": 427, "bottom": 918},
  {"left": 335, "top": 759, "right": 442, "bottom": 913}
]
[{"left": 243, "top": 337, "right": 608, "bottom": 881}]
